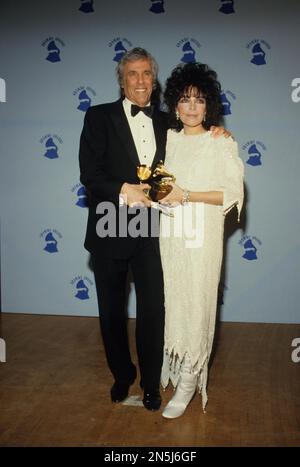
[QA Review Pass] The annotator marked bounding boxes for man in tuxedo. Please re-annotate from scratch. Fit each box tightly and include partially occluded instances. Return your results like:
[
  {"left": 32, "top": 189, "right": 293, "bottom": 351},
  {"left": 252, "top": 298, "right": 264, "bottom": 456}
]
[
  {"left": 79, "top": 48, "right": 228, "bottom": 411},
  {"left": 79, "top": 48, "right": 166, "bottom": 411}
]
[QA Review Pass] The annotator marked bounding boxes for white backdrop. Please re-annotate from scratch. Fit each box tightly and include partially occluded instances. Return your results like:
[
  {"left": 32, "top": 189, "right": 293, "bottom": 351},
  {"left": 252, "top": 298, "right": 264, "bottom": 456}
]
[{"left": 0, "top": 0, "right": 299, "bottom": 323}]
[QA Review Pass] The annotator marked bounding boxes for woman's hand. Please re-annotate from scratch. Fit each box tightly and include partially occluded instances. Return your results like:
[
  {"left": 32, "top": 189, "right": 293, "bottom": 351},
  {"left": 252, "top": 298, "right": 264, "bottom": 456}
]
[
  {"left": 210, "top": 125, "right": 233, "bottom": 139},
  {"left": 159, "top": 181, "right": 184, "bottom": 206}
]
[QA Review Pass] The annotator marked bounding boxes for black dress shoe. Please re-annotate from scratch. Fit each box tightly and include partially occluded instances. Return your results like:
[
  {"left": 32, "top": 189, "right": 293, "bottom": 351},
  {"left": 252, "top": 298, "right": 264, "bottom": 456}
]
[
  {"left": 143, "top": 389, "right": 162, "bottom": 411},
  {"left": 110, "top": 381, "right": 131, "bottom": 403},
  {"left": 110, "top": 369, "right": 136, "bottom": 403}
]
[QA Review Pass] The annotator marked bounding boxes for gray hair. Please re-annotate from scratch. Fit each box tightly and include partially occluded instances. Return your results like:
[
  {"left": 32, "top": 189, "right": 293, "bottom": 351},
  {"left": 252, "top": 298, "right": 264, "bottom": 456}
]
[{"left": 116, "top": 47, "right": 159, "bottom": 89}]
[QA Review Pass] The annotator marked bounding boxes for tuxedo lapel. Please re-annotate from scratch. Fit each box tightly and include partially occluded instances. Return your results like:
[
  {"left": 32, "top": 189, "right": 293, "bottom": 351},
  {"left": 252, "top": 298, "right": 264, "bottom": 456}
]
[
  {"left": 109, "top": 100, "right": 140, "bottom": 168},
  {"left": 151, "top": 110, "right": 167, "bottom": 170}
]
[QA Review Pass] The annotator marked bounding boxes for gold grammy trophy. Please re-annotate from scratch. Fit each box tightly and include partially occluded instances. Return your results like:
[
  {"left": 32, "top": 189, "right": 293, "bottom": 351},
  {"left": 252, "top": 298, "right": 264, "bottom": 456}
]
[{"left": 137, "top": 160, "right": 175, "bottom": 202}]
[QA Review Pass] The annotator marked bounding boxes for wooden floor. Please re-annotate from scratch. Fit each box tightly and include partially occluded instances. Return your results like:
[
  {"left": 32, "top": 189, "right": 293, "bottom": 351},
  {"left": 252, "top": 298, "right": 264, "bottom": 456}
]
[{"left": 0, "top": 312, "right": 299, "bottom": 447}]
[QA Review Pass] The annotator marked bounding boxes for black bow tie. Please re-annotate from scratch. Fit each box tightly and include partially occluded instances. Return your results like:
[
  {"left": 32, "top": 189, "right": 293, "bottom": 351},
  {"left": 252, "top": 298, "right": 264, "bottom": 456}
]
[{"left": 131, "top": 104, "right": 154, "bottom": 118}]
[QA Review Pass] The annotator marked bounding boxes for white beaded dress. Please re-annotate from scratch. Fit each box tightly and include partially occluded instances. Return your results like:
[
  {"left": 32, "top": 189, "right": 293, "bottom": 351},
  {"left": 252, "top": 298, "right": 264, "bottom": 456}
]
[{"left": 160, "top": 129, "right": 244, "bottom": 410}]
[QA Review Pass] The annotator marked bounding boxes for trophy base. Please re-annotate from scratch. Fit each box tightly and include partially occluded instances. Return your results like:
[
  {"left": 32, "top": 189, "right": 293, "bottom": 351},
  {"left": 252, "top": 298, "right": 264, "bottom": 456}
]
[{"left": 149, "top": 185, "right": 172, "bottom": 202}]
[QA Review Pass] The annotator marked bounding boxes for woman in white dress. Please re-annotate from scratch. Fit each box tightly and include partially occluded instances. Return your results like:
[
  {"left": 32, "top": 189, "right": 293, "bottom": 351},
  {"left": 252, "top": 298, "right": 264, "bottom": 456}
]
[{"left": 159, "top": 63, "right": 244, "bottom": 419}]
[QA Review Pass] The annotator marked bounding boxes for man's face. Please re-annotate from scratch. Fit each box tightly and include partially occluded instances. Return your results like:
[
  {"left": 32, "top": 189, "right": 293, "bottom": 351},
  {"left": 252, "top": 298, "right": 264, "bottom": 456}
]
[{"left": 122, "top": 59, "right": 154, "bottom": 107}]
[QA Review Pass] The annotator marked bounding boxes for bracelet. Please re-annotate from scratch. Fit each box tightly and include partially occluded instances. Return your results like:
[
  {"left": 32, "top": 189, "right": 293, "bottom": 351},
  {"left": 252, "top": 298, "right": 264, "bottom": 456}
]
[{"left": 182, "top": 189, "right": 190, "bottom": 205}]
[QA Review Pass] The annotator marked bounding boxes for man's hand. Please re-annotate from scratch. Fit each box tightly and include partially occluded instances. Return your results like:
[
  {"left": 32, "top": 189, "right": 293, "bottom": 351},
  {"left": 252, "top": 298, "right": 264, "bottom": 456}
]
[
  {"left": 120, "top": 182, "right": 152, "bottom": 207},
  {"left": 210, "top": 125, "right": 233, "bottom": 139}
]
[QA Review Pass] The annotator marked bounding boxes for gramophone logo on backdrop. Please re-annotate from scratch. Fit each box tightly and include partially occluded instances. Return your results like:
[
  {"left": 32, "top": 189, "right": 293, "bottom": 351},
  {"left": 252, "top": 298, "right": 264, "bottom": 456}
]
[
  {"left": 247, "top": 40, "right": 270, "bottom": 66},
  {"left": 239, "top": 235, "right": 262, "bottom": 261},
  {"left": 42, "top": 37, "right": 65, "bottom": 63},
  {"left": 219, "top": 0, "right": 235, "bottom": 14},
  {"left": 149, "top": 0, "right": 165, "bottom": 14},
  {"left": 78, "top": 0, "right": 94, "bottom": 13},
  {"left": 177, "top": 38, "right": 201, "bottom": 64},
  {"left": 108, "top": 38, "right": 132, "bottom": 62},
  {"left": 220, "top": 90, "right": 236, "bottom": 115},
  {"left": 40, "top": 134, "right": 63, "bottom": 160},
  {"left": 73, "top": 86, "right": 96, "bottom": 112},
  {"left": 71, "top": 276, "right": 93, "bottom": 300},
  {"left": 242, "top": 140, "right": 266, "bottom": 167},
  {"left": 40, "top": 229, "right": 62, "bottom": 254},
  {"left": 0, "top": 78, "right": 6, "bottom": 103},
  {"left": 72, "top": 183, "right": 88, "bottom": 208}
]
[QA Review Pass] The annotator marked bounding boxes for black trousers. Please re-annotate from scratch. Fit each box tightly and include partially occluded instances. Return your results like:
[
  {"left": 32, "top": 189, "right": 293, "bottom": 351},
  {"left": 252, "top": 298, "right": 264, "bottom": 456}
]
[{"left": 92, "top": 237, "right": 165, "bottom": 391}]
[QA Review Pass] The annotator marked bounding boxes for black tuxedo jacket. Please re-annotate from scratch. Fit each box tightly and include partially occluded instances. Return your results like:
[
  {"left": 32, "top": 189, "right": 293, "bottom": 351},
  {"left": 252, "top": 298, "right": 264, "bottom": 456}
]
[{"left": 79, "top": 99, "right": 168, "bottom": 258}]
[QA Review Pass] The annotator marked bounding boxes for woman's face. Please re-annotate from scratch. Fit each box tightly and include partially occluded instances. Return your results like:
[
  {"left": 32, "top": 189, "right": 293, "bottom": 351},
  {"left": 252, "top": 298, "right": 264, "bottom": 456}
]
[{"left": 176, "top": 86, "right": 206, "bottom": 130}]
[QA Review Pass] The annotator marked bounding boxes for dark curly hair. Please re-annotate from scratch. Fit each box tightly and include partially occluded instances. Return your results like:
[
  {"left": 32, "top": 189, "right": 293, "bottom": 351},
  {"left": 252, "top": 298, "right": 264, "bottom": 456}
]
[{"left": 164, "top": 62, "right": 223, "bottom": 131}]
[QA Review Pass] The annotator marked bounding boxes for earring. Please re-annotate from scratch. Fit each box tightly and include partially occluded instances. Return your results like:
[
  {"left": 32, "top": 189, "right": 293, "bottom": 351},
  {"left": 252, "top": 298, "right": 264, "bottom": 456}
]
[
  {"left": 203, "top": 114, "right": 206, "bottom": 122},
  {"left": 176, "top": 110, "right": 180, "bottom": 120}
]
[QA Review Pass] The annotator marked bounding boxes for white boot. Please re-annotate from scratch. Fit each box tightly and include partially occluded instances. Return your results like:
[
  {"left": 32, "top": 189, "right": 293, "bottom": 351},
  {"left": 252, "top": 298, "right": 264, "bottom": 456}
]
[{"left": 162, "top": 357, "right": 197, "bottom": 419}]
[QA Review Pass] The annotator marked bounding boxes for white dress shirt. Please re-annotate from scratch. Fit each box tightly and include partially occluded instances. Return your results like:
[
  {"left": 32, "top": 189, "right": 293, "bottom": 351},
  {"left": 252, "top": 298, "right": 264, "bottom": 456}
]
[{"left": 123, "top": 97, "right": 156, "bottom": 167}]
